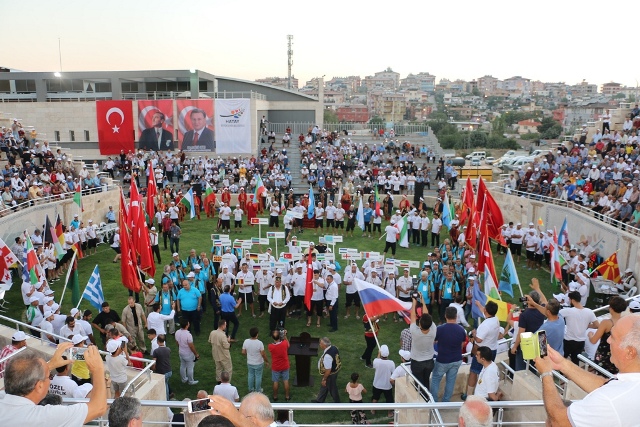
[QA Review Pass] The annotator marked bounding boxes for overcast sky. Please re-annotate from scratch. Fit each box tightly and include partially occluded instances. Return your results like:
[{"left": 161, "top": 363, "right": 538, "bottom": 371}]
[{"left": 7, "top": 0, "right": 637, "bottom": 89}]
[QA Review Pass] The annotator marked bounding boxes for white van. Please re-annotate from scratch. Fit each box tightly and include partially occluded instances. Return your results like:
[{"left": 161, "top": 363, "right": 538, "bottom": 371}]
[{"left": 465, "top": 151, "right": 486, "bottom": 160}]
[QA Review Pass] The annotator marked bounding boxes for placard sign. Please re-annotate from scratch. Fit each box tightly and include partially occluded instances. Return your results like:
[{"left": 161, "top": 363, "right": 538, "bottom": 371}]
[
  {"left": 324, "top": 235, "right": 343, "bottom": 243},
  {"left": 342, "top": 253, "right": 362, "bottom": 260},
  {"left": 274, "top": 262, "right": 288, "bottom": 270},
  {"left": 267, "top": 232, "right": 285, "bottom": 239},
  {"left": 251, "top": 218, "right": 269, "bottom": 225}
]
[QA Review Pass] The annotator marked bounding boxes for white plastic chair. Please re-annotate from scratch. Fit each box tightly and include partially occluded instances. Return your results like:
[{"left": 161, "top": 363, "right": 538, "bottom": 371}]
[{"left": 623, "top": 286, "right": 637, "bottom": 298}]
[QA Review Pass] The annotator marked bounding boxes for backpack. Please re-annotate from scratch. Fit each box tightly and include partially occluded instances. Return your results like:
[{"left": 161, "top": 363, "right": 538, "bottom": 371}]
[{"left": 109, "top": 233, "right": 115, "bottom": 245}]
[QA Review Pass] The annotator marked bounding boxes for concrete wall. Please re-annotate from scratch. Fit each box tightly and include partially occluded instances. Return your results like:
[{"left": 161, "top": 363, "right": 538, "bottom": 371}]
[
  {"left": 490, "top": 189, "right": 640, "bottom": 273},
  {"left": 0, "top": 188, "right": 120, "bottom": 245}
]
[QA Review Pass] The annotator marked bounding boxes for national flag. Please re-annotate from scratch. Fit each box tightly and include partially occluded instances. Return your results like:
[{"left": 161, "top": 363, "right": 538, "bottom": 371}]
[
  {"left": 395, "top": 214, "right": 409, "bottom": 248},
  {"left": 254, "top": 174, "right": 266, "bottom": 203},
  {"left": 180, "top": 187, "right": 196, "bottom": 219},
  {"left": 120, "top": 190, "right": 141, "bottom": 293},
  {"left": 83, "top": 265, "right": 105, "bottom": 312},
  {"left": 136, "top": 202, "right": 156, "bottom": 278},
  {"left": 146, "top": 161, "right": 157, "bottom": 223},
  {"left": 304, "top": 247, "right": 314, "bottom": 311},
  {"left": 374, "top": 187, "right": 381, "bottom": 217},
  {"left": 478, "top": 226, "right": 500, "bottom": 299},
  {"left": 486, "top": 296, "right": 514, "bottom": 322},
  {"left": 594, "top": 252, "right": 621, "bottom": 283},
  {"left": 498, "top": 249, "right": 519, "bottom": 297},
  {"left": 356, "top": 196, "right": 365, "bottom": 231},
  {"left": 537, "top": 217, "right": 544, "bottom": 227},
  {"left": 24, "top": 232, "right": 39, "bottom": 284},
  {"left": 0, "top": 237, "right": 18, "bottom": 283},
  {"left": 465, "top": 211, "right": 478, "bottom": 249},
  {"left": 71, "top": 239, "right": 84, "bottom": 259},
  {"left": 558, "top": 217, "right": 569, "bottom": 248},
  {"left": 471, "top": 280, "right": 487, "bottom": 319},
  {"left": 129, "top": 179, "right": 142, "bottom": 231},
  {"left": 95, "top": 100, "right": 135, "bottom": 155},
  {"left": 204, "top": 184, "right": 217, "bottom": 216},
  {"left": 482, "top": 189, "right": 504, "bottom": 241},
  {"left": 283, "top": 253, "right": 293, "bottom": 260},
  {"left": 73, "top": 184, "right": 84, "bottom": 212},
  {"left": 307, "top": 186, "right": 315, "bottom": 219},
  {"left": 69, "top": 255, "right": 81, "bottom": 307},
  {"left": 475, "top": 176, "right": 487, "bottom": 218},
  {"left": 354, "top": 278, "right": 412, "bottom": 317},
  {"left": 55, "top": 215, "right": 66, "bottom": 260},
  {"left": 459, "top": 178, "right": 474, "bottom": 225},
  {"left": 550, "top": 228, "right": 564, "bottom": 286},
  {"left": 442, "top": 195, "right": 452, "bottom": 229}
]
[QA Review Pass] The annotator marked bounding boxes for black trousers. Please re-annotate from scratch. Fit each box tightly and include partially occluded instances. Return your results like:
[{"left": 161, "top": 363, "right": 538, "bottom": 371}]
[
  {"left": 411, "top": 358, "right": 434, "bottom": 390},
  {"left": 421, "top": 230, "right": 429, "bottom": 246},
  {"left": 362, "top": 335, "right": 377, "bottom": 365},
  {"left": 221, "top": 311, "right": 239, "bottom": 339},
  {"left": 563, "top": 339, "right": 585, "bottom": 365},
  {"left": 181, "top": 309, "right": 200, "bottom": 335},
  {"left": 431, "top": 232, "right": 440, "bottom": 247},
  {"left": 163, "top": 232, "right": 170, "bottom": 249},
  {"left": 270, "top": 307, "right": 287, "bottom": 332},
  {"left": 151, "top": 245, "right": 161, "bottom": 263},
  {"left": 384, "top": 241, "right": 397, "bottom": 255},
  {"left": 412, "top": 229, "right": 420, "bottom": 245}
]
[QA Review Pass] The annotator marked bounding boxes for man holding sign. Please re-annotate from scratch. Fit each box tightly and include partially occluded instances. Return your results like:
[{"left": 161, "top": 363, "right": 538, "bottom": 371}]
[{"left": 236, "top": 263, "right": 256, "bottom": 318}]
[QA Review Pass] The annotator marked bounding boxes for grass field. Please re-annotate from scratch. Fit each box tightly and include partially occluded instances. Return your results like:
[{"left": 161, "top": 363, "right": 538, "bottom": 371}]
[{"left": 1, "top": 212, "right": 553, "bottom": 423}]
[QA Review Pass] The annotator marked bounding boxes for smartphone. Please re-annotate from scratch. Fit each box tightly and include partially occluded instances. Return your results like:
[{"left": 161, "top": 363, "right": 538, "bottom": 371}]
[
  {"left": 538, "top": 330, "right": 548, "bottom": 358},
  {"left": 69, "top": 347, "right": 87, "bottom": 361},
  {"left": 187, "top": 397, "right": 211, "bottom": 413}
]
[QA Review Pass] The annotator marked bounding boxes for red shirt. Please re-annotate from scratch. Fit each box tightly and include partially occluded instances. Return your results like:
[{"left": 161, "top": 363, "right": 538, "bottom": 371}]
[{"left": 268, "top": 340, "right": 290, "bottom": 371}]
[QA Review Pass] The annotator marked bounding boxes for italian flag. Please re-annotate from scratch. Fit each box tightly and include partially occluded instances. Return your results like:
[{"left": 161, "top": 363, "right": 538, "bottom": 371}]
[
  {"left": 254, "top": 174, "right": 266, "bottom": 201},
  {"left": 395, "top": 215, "right": 409, "bottom": 248},
  {"left": 73, "top": 184, "right": 83, "bottom": 212},
  {"left": 180, "top": 188, "right": 196, "bottom": 219}
]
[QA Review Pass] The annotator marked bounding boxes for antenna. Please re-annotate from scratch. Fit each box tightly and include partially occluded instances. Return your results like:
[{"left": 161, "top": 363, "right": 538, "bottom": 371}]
[{"left": 287, "top": 35, "right": 293, "bottom": 90}]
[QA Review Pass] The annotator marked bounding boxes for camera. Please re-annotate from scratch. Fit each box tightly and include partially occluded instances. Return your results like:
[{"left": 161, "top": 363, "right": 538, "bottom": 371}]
[
  {"left": 187, "top": 397, "right": 211, "bottom": 413},
  {"left": 68, "top": 347, "right": 87, "bottom": 361},
  {"left": 411, "top": 291, "right": 421, "bottom": 300}
]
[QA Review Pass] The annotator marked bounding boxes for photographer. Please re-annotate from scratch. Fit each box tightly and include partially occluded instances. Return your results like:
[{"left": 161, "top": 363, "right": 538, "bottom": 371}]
[
  {"left": 409, "top": 292, "right": 436, "bottom": 390},
  {"left": 510, "top": 289, "right": 546, "bottom": 371},
  {"left": 267, "top": 328, "right": 291, "bottom": 402}
]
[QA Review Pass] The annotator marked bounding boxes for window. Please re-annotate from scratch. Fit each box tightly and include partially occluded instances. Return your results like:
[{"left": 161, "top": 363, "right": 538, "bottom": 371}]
[
  {"left": 14, "top": 79, "right": 36, "bottom": 93},
  {"left": 121, "top": 82, "right": 139, "bottom": 93},
  {"left": 94, "top": 82, "right": 111, "bottom": 92},
  {"left": 84, "top": 130, "right": 90, "bottom": 141},
  {"left": 69, "top": 130, "right": 75, "bottom": 142},
  {"left": 54, "top": 131, "right": 60, "bottom": 142}
]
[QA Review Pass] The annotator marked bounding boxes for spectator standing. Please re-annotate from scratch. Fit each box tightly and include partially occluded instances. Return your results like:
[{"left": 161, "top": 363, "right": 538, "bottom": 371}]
[
  {"left": 152, "top": 335, "right": 173, "bottom": 400},
  {"left": 589, "top": 296, "right": 627, "bottom": 374},
  {"left": 472, "top": 346, "right": 502, "bottom": 401},
  {"left": 371, "top": 345, "right": 395, "bottom": 415},
  {"left": 213, "top": 371, "right": 240, "bottom": 402},
  {"left": 268, "top": 328, "right": 291, "bottom": 402},
  {"left": 209, "top": 319, "right": 233, "bottom": 383},
  {"left": 312, "top": 337, "right": 341, "bottom": 403},
  {"left": 345, "top": 372, "right": 368, "bottom": 424},
  {"left": 558, "top": 291, "right": 598, "bottom": 365},
  {"left": 175, "top": 321, "right": 199, "bottom": 385},
  {"left": 105, "top": 339, "right": 131, "bottom": 398},
  {"left": 430, "top": 307, "right": 466, "bottom": 402},
  {"left": 510, "top": 291, "right": 546, "bottom": 371},
  {"left": 409, "top": 297, "right": 436, "bottom": 390},
  {"left": 121, "top": 296, "right": 147, "bottom": 354},
  {"left": 176, "top": 279, "right": 202, "bottom": 335},
  {"left": 242, "top": 327, "right": 269, "bottom": 393}
]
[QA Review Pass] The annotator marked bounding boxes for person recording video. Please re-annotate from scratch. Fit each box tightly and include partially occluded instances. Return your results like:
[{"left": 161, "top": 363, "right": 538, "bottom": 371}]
[{"left": 267, "top": 328, "right": 291, "bottom": 401}]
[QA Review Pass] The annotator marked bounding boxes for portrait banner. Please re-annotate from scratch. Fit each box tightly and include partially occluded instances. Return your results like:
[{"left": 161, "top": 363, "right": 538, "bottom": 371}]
[
  {"left": 96, "top": 100, "right": 134, "bottom": 155},
  {"left": 215, "top": 99, "right": 252, "bottom": 154},
  {"left": 137, "top": 100, "right": 174, "bottom": 151},
  {"left": 176, "top": 99, "right": 215, "bottom": 152}
]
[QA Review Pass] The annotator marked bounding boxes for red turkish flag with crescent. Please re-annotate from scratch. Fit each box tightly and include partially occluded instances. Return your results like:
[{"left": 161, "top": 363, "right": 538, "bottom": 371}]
[{"left": 96, "top": 100, "right": 135, "bottom": 155}]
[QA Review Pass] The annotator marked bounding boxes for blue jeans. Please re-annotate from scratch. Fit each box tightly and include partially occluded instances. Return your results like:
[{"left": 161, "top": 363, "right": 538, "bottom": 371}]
[
  {"left": 164, "top": 371, "right": 172, "bottom": 399},
  {"left": 248, "top": 363, "right": 264, "bottom": 392},
  {"left": 430, "top": 360, "right": 462, "bottom": 402}
]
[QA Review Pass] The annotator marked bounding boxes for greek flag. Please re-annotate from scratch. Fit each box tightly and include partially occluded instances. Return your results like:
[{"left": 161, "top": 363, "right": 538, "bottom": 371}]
[{"left": 83, "top": 265, "right": 105, "bottom": 311}]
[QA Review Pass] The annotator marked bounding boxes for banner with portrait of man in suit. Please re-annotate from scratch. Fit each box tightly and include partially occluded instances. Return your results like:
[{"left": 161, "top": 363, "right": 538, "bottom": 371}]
[
  {"left": 177, "top": 99, "right": 215, "bottom": 152},
  {"left": 137, "top": 100, "right": 174, "bottom": 151}
]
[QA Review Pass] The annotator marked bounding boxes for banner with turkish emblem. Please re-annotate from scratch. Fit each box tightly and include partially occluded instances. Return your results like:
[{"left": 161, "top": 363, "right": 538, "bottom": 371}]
[
  {"left": 215, "top": 98, "right": 252, "bottom": 154},
  {"left": 96, "top": 100, "right": 135, "bottom": 155},
  {"left": 176, "top": 99, "right": 215, "bottom": 152},
  {"left": 137, "top": 100, "right": 175, "bottom": 151}
]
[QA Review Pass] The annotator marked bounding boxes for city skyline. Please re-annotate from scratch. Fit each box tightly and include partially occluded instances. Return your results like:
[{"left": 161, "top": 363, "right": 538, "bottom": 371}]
[{"left": 5, "top": 0, "right": 637, "bottom": 89}]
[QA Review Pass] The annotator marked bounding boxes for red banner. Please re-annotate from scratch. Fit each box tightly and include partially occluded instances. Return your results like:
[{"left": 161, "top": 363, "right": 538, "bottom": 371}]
[
  {"left": 137, "top": 100, "right": 174, "bottom": 151},
  {"left": 96, "top": 100, "right": 134, "bottom": 155},
  {"left": 176, "top": 99, "right": 215, "bottom": 152}
]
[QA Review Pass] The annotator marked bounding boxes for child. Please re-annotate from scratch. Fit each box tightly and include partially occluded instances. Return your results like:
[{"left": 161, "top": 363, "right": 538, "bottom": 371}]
[{"left": 346, "top": 372, "right": 368, "bottom": 424}]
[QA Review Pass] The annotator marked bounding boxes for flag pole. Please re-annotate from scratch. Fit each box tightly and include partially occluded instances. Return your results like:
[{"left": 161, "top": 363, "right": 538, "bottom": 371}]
[{"left": 57, "top": 251, "right": 77, "bottom": 307}]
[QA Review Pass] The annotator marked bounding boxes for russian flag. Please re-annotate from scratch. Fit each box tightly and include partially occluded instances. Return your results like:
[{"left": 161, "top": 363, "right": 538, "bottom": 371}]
[{"left": 355, "top": 278, "right": 412, "bottom": 317}]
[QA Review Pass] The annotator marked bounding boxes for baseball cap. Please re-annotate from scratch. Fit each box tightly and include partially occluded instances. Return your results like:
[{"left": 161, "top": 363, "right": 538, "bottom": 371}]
[
  {"left": 145, "top": 278, "right": 155, "bottom": 284},
  {"left": 72, "top": 334, "right": 88, "bottom": 345},
  {"left": 70, "top": 308, "right": 80, "bottom": 317},
  {"left": 629, "top": 300, "right": 640, "bottom": 313},
  {"left": 399, "top": 349, "right": 411, "bottom": 360},
  {"left": 193, "top": 264, "right": 201, "bottom": 270},
  {"left": 29, "top": 296, "right": 39, "bottom": 304},
  {"left": 12, "top": 331, "right": 27, "bottom": 341},
  {"left": 187, "top": 272, "right": 195, "bottom": 278},
  {"left": 106, "top": 340, "right": 120, "bottom": 353},
  {"left": 172, "top": 252, "right": 179, "bottom": 257},
  {"left": 380, "top": 345, "right": 390, "bottom": 357}
]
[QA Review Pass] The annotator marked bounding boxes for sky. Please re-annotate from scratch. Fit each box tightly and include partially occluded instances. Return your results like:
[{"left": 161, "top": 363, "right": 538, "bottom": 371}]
[{"left": 5, "top": 0, "right": 637, "bottom": 89}]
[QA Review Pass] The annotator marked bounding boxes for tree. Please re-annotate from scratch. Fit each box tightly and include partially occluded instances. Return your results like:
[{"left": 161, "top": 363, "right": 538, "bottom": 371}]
[
  {"left": 369, "top": 116, "right": 384, "bottom": 125},
  {"left": 537, "top": 117, "right": 562, "bottom": 139},
  {"left": 324, "top": 108, "right": 338, "bottom": 123}
]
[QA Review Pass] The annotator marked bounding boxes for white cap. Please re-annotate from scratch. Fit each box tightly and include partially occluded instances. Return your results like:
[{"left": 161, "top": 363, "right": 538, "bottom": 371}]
[
  {"left": 145, "top": 278, "right": 155, "bottom": 284},
  {"left": 29, "top": 296, "right": 39, "bottom": 303},
  {"left": 70, "top": 308, "right": 80, "bottom": 317},
  {"left": 72, "top": 334, "right": 88, "bottom": 345},
  {"left": 44, "top": 310, "right": 53, "bottom": 318},
  {"left": 380, "top": 345, "right": 390, "bottom": 357},
  {"left": 172, "top": 252, "right": 179, "bottom": 257},
  {"left": 193, "top": 264, "right": 201, "bottom": 269},
  {"left": 151, "top": 227, "right": 156, "bottom": 231},
  {"left": 12, "top": 331, "right": 27, "bottom": 341},
  {"left": 106, "top": 340, "right": 120, "bottom": 353},
  {"left": 187, "top": 272, "right": 195, "bottom": 278},
  {"left": 399, "top": 349, "right": 411, "bottom": 360}
]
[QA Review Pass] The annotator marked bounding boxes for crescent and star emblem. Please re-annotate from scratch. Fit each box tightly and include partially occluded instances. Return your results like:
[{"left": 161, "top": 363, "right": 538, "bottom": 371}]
[{"left": 106, "top": 107, "right": 125, "bottom": 133}]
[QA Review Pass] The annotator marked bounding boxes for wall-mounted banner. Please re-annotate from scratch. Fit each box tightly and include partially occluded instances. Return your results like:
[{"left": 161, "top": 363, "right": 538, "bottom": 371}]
[{"left": 215, "top": 99, "right": 251, "bottom": 154}]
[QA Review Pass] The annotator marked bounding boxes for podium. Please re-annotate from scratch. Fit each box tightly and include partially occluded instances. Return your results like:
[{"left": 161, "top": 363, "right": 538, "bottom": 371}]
[{"left": 289, "top": 332, "right": 319, "bottom": 387}]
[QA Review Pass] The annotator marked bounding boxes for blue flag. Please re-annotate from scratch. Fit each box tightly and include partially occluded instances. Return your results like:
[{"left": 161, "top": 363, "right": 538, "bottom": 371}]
[
  {"left": 442, "top": 195, "right": 452, "bottom": 229},
  {"left": 498, "top": 249, "right": 518, "bottom": 297},
  {"left": 307, "top": 186, "right": 315, "bottom": 219},
  {"left": 558, "top": 217, "right": 568, "bottom": 248},
  {"left": 471, "top": 280, "right": 487, "bottom": 320},
  {"left": 83, "top": 265, "right": 105, "bottom": 312}
]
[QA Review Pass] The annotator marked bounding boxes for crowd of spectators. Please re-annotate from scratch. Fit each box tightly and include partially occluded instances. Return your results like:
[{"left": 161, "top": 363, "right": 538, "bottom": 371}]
[{"left": 502, "top": 117, "right": 640, "bottom": 230}]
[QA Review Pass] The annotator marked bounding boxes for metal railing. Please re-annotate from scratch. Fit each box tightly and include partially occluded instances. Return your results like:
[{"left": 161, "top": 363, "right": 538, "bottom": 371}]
[
  {"left": 577, "top": 354, "right": 615, "bottom": 379},
  {"left": 0, "top": 315, "right": 155, "bottom": 394},
  {"left": 121, "top": 91, "right": 266, "bottom": 101},
  {"left": 57, "top": 398, "right": 549, "bottom": 427},
  {"left": 398, "top": 362, "right": 444, "bottom": 427},
  {"left": 489, "top": 183, "right": 638, "bottom": 232}
]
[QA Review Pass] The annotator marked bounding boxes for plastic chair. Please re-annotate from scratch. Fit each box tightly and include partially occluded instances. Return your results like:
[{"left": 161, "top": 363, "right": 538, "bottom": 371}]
[{"left": 623, "top": 286, "right": 637, "bottom": 298}]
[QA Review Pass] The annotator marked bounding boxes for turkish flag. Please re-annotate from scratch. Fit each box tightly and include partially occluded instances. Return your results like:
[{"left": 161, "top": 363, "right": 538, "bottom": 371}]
[
  {"left": 120, "top": 189, "right": 141, "bottom": 293},
  {"left": 146, "top": 161, "right": 158, "bottom": 222},
  {"left": 96, "top": 100, "right": 135, "bottom": 155}
]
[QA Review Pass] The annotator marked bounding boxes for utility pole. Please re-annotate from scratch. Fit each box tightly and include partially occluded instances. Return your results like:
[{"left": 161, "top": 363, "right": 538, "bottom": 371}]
[{"left": 287, "top": 35, "right": 293, "bottom": 90}]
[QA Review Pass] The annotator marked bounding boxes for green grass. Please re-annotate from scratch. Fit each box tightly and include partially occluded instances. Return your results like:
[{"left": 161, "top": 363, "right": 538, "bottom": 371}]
[{"left": 1, "top": 213, "right": 555, "bottom": 423}]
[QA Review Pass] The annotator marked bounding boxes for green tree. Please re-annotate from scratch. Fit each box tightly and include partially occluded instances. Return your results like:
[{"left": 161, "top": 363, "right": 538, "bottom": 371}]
[
  {"left": 537, "top": 117, "right": 562, "bottom": 139},
  {"left": 369, "top": 116, "right": 384, "bottom": 124},
  {"left": 324, "top": 108, "right": 338, "bottom": 123}
]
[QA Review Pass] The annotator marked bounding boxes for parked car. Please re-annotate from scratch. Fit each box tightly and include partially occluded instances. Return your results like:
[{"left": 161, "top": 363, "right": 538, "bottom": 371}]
[
  {"left": 470, "top": 158, "right": 482, "bottom": 166},
  {"left": 484, "top": 157, "right": 496, "bottom": 165},
  {"left": 465, "top": 151, "right": 486, "bottom": 160}
]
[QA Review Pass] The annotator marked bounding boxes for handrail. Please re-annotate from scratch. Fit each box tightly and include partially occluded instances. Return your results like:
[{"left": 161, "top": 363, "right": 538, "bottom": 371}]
[
  {"left": 59, "top": 398, "right": 549, "bottom": 427},
  {"left": 577, "top": 354, "right": 615, "bottom": 379},
  {"left": 489, "top": 183, "right": 636, "bottom": 231},
  {"left": 399, "top": 362, "right": 445, "bottom": 427},
  {"left": 0, "top": 345, "right": 27, "bottom": 365},
  {"left": 593, "top": 294, "right": 639, "bottom": 316},
  {"left": 121, "top": 359, "right": 156, "bottom": 395}
]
